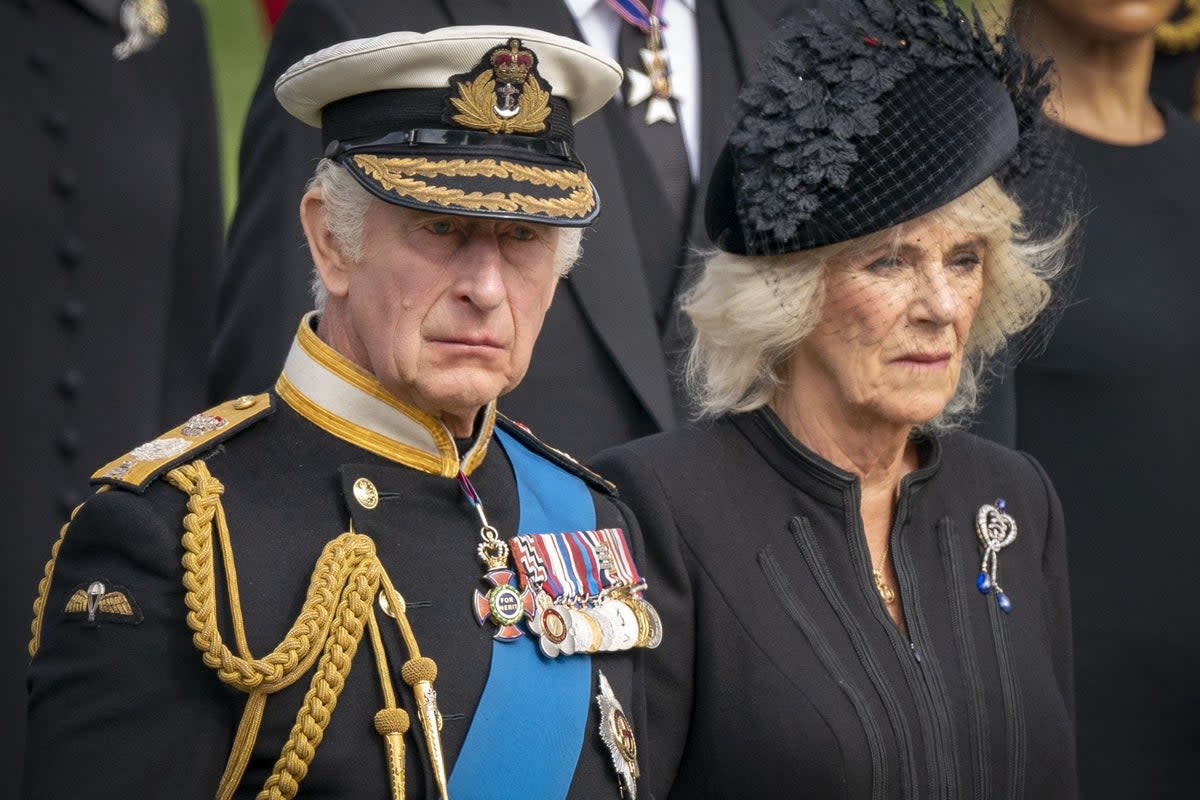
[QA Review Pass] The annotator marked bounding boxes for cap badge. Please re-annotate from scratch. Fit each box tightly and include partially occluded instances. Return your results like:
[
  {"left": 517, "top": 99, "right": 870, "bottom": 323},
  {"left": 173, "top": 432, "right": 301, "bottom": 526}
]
[{"left": 450, "top": 38, "right": 552, "bottom": 135}]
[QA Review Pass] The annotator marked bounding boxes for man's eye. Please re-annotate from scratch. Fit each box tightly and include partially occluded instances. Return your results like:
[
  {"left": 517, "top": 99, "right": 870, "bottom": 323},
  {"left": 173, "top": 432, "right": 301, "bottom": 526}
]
[
  {"left": 510, "top": 226, "right": 537, "bottom": 241},
  {"left": 426, "top": 220, "right": 455, "bottom": 235}
]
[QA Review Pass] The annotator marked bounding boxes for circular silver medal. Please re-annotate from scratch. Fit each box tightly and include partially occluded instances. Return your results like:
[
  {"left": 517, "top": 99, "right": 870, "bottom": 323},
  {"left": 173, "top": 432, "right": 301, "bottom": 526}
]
[
  {"left": 608, "top": 599, "right": 640, "bottom": 651},
  {"left": 567, "top": 606, "right": 594, "bottom": 654},
  {"left": 589, "top": 601, "right": 620, "bottom": 652}
]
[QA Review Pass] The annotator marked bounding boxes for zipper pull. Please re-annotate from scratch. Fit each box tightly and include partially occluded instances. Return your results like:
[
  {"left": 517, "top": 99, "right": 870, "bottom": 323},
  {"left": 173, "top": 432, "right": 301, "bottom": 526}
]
[{"left": 911, "top": 641, "right": 922, "bottom": 663}]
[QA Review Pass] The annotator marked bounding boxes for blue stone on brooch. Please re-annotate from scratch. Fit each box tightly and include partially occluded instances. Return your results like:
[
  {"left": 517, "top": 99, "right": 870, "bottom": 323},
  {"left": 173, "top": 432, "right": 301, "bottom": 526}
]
[{"left": 976, "top": 571, "right": 992, "bottom": 594}]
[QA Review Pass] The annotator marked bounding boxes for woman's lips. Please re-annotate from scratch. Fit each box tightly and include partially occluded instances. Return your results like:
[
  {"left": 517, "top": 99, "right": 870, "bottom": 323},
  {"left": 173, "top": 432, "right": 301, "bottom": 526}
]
[{"left": 892, "top": 351, "right": 952, "bottom": 367}]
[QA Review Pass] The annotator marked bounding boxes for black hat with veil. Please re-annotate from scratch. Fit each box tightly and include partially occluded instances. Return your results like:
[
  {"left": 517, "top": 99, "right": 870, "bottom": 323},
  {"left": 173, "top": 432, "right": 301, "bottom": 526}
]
[{"left": 687, "top": 0, "right": 1083, "bottom": 425}]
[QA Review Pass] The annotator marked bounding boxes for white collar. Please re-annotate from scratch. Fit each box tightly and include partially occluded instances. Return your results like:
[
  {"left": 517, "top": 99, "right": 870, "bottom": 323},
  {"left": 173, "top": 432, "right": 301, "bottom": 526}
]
[{"left": 275, "top": 313, "right": 495, "bottom": 477}]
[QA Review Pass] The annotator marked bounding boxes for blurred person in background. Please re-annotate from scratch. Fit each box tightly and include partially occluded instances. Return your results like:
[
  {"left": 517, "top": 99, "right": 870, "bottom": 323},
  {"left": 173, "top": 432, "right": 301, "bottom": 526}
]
[
  {"left": 1151, "top": 0, "right": 1200, "bottom": 117},
  {"left": 980, "top": 1, "right": 1200, "bottom": 795},
  {"left": 1, "top": 1, "right": 222, "bottom": 797}
]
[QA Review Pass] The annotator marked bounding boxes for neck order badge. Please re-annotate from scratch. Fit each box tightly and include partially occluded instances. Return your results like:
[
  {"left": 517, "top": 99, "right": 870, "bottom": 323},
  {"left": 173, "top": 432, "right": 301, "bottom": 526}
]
[{"left": 607, "top": 0, "right": 679, "bottom": 124}]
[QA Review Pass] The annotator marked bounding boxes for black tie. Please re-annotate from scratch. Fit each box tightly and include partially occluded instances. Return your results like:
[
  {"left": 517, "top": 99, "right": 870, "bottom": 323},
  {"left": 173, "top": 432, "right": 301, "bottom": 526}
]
[{"left": 616, "top": 19, "right": 694, "bottom": 323}]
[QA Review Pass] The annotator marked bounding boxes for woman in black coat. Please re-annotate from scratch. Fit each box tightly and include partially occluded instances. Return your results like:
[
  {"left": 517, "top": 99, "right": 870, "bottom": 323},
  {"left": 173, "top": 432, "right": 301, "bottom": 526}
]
[{"left": 592, "top": 2, "right": 1078, "bottom": 797}]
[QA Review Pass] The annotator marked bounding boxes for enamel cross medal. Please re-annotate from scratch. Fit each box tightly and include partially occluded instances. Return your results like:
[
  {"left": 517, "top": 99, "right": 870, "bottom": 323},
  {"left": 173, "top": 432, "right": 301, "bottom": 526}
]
[{"left": 459, "top": 472, "right": 535, "bottom": 640}]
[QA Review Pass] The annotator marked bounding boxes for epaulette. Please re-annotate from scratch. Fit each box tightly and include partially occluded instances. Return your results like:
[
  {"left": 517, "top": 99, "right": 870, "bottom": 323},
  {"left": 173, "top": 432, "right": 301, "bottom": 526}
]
[
  {"left": 91, "top": 394, "right": 275, "bottom": 493},
  {"left": 495, "top": 414, "right": 616, "bottom": 496}
]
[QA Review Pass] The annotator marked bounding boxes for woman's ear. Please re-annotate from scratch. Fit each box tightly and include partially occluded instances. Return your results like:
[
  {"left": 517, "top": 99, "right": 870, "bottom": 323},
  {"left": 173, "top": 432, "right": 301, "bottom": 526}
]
[{"left": 300, "top": 186, "right": 352, "bottom": 298}]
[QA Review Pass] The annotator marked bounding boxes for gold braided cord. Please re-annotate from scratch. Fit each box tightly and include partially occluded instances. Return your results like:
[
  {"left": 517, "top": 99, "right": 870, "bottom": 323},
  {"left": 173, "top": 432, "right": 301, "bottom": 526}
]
[
  {"left": 366, "top": 610, "right": 398, "bottom": 708},
  {"left": 165, "top": 459, "right": 436, "bottom": 799},
  {"left": 215, "top": 691, "right": 268, "bottom": 800},
  {"left": 257, "top": 552, "right": 380, "bottom": 800},
  {"left": 1157, "top": 1, "right": 1200, "bottom": 54},
  {"left": 28, "top": 488, "right": 109, "bottom": 658},
  {"left": 170, "top": 462, "right": 349, "bottom": 692}
]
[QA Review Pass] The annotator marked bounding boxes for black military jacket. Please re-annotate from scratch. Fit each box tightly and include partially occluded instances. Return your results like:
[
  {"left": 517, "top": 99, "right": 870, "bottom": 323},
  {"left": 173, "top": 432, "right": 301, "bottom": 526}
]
[{"left": 24, "top": 317, "right": 654, "bottom": 800}]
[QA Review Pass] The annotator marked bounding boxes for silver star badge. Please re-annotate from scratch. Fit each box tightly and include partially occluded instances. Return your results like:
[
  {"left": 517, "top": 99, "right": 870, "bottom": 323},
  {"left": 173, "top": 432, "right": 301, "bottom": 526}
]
[{"left": 597, "top": 671, "right": 640, "bottom": 798}]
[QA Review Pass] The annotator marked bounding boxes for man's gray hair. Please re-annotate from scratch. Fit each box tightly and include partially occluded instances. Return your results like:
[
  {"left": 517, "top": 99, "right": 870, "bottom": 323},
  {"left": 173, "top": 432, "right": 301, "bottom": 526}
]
[
  {"left": 306, "top": 159, "right": 584, "bottom": 310},
  {"left": 682, "top": 177, "right": 1071, "bottom": 433}
]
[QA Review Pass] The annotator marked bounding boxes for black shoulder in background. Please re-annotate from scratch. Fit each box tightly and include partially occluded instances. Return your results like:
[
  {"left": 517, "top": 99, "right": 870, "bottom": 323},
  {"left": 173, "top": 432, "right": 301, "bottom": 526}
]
[{"left": 496, "top": 414, "right": 617, "bottom": 496}]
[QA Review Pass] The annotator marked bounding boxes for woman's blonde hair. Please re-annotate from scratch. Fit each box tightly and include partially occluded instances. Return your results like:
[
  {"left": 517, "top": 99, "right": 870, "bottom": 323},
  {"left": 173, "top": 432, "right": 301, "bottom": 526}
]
[{"left": 682, "top": 177, "right": 1069, "bottom": 431}]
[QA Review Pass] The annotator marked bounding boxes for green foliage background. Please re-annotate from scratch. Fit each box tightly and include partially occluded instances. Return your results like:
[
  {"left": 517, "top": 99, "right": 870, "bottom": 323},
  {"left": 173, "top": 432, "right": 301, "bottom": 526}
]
[{"left": 196, "top": 0, "right": 267, "bottom": 224}]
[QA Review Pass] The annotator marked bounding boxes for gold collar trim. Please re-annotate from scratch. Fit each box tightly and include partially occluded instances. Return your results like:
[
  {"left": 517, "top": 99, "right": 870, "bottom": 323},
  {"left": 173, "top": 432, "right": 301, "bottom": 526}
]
[{"left": 275, "top": 313, "right": 493, "bottom": 477}]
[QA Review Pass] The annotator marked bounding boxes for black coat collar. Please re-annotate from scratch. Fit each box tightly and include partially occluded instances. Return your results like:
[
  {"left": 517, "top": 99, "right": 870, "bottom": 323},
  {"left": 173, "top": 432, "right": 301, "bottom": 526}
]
[{"left": 730, "top": 407, "right": 942, "bottom": 507}]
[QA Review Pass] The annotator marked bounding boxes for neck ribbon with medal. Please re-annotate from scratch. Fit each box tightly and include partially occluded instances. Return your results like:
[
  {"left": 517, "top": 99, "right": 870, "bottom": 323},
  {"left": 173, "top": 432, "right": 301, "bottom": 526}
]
[{"left": 607, "top": 0, "right": 679, "bottom": 125}]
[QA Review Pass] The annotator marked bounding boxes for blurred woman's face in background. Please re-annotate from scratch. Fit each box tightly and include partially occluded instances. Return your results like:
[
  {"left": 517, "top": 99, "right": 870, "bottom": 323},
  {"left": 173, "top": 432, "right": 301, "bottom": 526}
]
[{"left": 1024, "top": 0, "right": 1180, "bottom": 41}]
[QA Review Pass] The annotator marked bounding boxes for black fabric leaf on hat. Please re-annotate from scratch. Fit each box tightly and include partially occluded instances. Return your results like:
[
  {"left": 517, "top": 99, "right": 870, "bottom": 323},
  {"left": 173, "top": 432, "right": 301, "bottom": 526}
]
[{"left": 726, "top": 0, "right": 1054, "bottom": 249}]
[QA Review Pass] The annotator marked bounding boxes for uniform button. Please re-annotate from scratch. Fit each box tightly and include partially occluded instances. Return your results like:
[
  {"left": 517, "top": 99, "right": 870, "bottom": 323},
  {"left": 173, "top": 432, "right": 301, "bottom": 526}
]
[
  {"left": 58, "top": 489, "right": 84, "bottom": 518},
  {"left": 58, "top": 368, "right": 83, "bottom": 399},
  {"left": 59, "top": 298, "right": 85, "bottom": 329},
  {"left": 57, "top": 428, "right": 81, "bottom": 459},
  {"left": 353, "top": 477, "right": 379, "bottom": 509},
  {"left": 43, "top": 109, "right": 68, "bottom": 138},
  {"left": 53, "top": 167, "right": 78, "bottom": 197},
  {"left": 57, "top": 236, "right": 83, "bottom": 268},
  {"left": 27, "top": 48, "right": 51, "bottom": 73},
  {"left": 232, "top": 395, "right": 256, "bottom": 410}
]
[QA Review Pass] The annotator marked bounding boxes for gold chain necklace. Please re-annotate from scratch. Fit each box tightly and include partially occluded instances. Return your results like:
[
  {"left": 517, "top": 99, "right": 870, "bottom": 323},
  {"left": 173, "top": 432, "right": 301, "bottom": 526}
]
[{"left": 872, "top": 538, "right": 897, "bottom": 605}]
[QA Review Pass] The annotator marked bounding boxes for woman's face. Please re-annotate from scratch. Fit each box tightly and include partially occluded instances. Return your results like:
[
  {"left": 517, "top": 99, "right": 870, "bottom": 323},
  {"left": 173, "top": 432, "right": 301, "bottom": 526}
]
[
  {"left": 1025, "top": 0, "right": 1181, "bottom": 41},
  {"left": 785, "top": 216, "right": 986, "bottom": 431}
]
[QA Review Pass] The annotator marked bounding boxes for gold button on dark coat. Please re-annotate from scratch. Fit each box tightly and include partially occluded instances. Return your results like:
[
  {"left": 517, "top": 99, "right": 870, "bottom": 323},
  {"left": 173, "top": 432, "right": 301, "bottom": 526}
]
[{"left": 353, "top": 477, "right": 379, "bottom": 509}]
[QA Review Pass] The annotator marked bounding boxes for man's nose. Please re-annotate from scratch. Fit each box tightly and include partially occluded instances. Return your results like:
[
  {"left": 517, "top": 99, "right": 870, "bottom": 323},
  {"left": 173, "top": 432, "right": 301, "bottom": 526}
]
[{"left": 455, "top": 234, "right": 506, "bottom": 310}]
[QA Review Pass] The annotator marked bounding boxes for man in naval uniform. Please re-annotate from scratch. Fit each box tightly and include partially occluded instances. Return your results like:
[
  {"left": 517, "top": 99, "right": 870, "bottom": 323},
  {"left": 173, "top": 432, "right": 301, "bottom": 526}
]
[{"left": 23, "top": 26, "right": 662, "bottom": 800}]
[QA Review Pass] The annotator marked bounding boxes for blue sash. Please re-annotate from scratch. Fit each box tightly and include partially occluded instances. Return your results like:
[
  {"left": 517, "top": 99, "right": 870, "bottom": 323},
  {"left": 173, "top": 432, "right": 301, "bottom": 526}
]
[{"left": 448, "top": 428, "right": 594, "bottom": 799}]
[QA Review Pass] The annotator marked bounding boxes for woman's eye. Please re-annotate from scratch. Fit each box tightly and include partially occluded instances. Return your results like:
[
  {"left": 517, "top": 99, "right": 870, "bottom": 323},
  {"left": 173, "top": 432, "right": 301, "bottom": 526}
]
[
  {"left": 866, "top": 255, "right": 902, "bottom": 272},
  {"left": 950, "top": 251, "right": 982, "bottom": 271}
]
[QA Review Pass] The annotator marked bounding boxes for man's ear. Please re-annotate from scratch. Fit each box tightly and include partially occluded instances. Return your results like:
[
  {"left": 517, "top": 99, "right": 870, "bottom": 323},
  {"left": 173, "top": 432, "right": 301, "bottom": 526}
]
[{"left": 300, "top": 186, "right": 352, "bottom": 298}]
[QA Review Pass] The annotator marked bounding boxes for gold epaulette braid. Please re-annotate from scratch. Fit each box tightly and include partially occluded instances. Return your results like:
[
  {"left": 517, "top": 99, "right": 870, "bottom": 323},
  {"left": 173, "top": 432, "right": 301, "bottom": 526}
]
[{"left": 165, "top": 460, "right": 430, "bottom": 800}]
